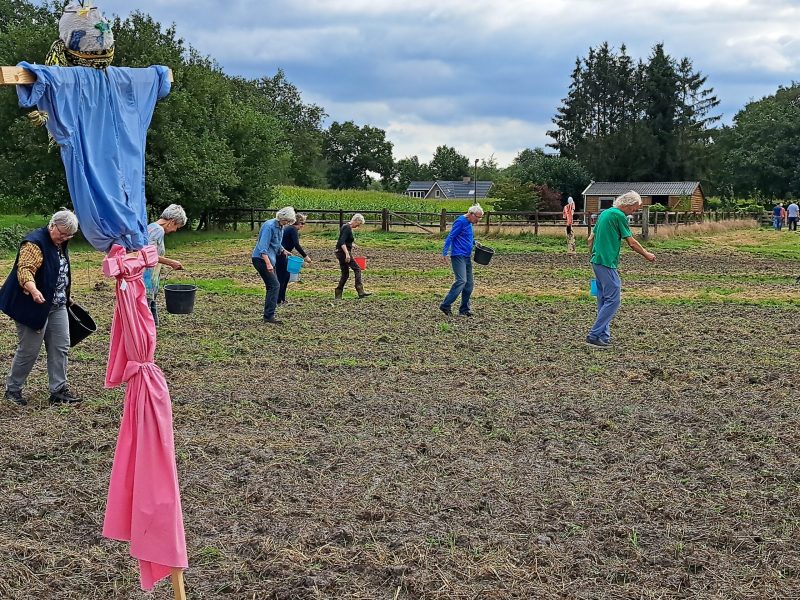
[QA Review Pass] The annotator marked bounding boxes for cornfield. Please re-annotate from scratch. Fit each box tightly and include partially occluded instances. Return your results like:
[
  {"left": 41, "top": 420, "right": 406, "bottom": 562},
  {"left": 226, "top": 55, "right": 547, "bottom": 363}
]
[{"left": 276, "top": 186, "right": 491, "bottom": 213}]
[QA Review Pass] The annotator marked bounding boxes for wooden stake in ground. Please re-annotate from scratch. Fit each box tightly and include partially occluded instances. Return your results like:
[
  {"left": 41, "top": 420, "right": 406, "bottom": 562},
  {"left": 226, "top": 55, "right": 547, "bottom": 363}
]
[{"left": 171, "top": 568, "right": 187, "bottom": 600}]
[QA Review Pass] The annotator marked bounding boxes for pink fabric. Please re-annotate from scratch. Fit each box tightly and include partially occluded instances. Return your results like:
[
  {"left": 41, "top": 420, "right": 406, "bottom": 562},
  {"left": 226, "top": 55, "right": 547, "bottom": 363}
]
[
  {"left": 563, "top": 201, "right": 575, "bottom": 226},
  {"left": 102, "top": 244, "right": 188, "bottom": 591}
]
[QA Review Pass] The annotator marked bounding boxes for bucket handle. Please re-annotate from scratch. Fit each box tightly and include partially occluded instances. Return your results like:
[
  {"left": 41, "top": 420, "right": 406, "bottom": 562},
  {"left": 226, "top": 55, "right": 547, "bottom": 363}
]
[{"left": 161, "top": 267, "right": 198, "bottom": 288}]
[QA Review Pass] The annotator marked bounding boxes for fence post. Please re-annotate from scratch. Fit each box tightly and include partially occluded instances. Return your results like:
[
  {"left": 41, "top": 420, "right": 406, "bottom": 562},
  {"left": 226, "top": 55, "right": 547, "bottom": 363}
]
[
  {"left": 641, "top": 206, "right": 650, "bottom": 240},
  {"left": 339, "top": 209, "right": 344, "bottom": 230},
  {"left": 484, "top": 212, "right": 491, "bottom": 234},
  {"left": 534, "top": 210, "right": 539, "bottom": 236},
  {"left": 382, "top": 208, "right": 389, "bottom": 232},
  {"left": 250, "top": 208, "right": 255, "bottom": 231},
  {"left": 439, "top": 209, "right": 447, "bottom": 232}
]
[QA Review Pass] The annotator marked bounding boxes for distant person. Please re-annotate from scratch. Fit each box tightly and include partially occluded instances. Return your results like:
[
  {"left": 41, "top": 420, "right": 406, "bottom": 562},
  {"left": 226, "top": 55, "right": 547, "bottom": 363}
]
[
  {"left": 586, "top": 191, "right": 655, "bottom": 349},
  {"left": 275, "top": 213, "right": 311, "bottom": 304},
  {"left": 335, "top": 214, "right": 371, "bottom": 299},
  {"left": 253, "top": 207, "right": 296, "bottom": 324},
  {"left": 563, "top": 196, "right": 576, "bottom": 254},
  {"left": 0, "top": 209, "right": 81, "bottom": 405},
  {"left": 439, "top": 204, "right": 484, "bottom": 317},
  {"left": 788, "top": 201, "right": 799, "bottom": 231},
  {"left": 144, "top": 204, "right": 187, "bottom": 326},
  {"left": 773, "top": 202, "right": 783, "bottom": 230}
]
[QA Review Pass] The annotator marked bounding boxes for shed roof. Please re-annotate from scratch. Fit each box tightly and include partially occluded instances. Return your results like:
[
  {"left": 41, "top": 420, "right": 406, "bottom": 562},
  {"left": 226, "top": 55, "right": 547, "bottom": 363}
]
[{"left": 582, "top": 181, "right": 701, "bottom": 196}]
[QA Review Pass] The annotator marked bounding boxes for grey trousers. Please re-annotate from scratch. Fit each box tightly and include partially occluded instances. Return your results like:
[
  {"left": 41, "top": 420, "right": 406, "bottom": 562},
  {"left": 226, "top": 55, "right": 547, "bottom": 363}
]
[{"left": 7, "top": 305, "right": 70, "bottom": 394}]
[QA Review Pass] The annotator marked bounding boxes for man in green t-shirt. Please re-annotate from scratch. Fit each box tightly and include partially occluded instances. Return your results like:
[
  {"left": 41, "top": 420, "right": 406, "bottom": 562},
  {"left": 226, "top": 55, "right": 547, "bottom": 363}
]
[{"left": 586, "top": 191, "right": 655, "bottom": 348}]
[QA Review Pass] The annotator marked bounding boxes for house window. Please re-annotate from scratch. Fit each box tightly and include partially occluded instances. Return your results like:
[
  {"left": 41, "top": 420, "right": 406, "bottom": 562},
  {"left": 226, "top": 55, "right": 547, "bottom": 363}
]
[
  {"left": 599, "top": 196, "right": 614, "bottom": 209},
  {"left": 468, "top": 189, "right": 475, "bottom": 195},
  {"left": 435, "top": 190, "right": 440, "bottom": 198}
]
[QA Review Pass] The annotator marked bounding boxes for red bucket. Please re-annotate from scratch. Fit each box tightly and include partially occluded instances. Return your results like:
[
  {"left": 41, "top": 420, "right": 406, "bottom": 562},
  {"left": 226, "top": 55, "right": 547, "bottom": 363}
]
[{"left": 353, "top": 256, "right": 367, "bottom": 270}]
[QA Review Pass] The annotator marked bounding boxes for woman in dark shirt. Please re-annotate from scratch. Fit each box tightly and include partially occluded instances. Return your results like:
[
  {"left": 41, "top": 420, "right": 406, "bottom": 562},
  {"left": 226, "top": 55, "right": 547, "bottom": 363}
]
[
  {"left": 335, "top": 213, "right": 371, "bottom": 300},
  {"left": 275, "top": 213, "right": 311, "bottom": 304}
]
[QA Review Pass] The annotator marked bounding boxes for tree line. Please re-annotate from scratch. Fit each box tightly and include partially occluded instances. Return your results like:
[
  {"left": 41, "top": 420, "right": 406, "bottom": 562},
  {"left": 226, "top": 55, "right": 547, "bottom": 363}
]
[{"left": 0, "top": 0, "right": 796, "bottom": 220}]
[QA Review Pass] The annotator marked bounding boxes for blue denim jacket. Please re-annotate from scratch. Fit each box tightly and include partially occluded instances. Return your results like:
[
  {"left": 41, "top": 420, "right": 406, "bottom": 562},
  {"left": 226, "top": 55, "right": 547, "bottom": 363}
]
[{"left": 252, "top": 219, "right": 285, "bottom": 265}]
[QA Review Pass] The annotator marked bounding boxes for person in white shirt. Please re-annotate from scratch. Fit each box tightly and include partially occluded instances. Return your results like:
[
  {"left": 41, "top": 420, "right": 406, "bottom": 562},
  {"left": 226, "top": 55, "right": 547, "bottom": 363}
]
[{"left": 787, "top": 201, "right": 799, "bottom": 232}]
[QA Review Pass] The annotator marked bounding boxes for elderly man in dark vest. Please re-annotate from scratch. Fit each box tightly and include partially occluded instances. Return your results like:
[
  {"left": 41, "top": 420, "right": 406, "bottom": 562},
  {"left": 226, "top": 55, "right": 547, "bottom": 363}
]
[{"left": 0, "top": 209, "right": 81, "bottom": 406}]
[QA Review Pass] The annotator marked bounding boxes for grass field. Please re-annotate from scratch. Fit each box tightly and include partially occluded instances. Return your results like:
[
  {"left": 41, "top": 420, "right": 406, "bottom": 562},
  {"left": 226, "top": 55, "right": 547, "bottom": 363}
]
[{"left": 0, "top": 226, "right": 799, "bottom": 598}]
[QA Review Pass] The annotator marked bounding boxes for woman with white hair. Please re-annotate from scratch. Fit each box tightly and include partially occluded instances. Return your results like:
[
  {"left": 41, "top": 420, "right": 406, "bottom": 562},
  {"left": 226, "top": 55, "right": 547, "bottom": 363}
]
[
  {"left": 144, "top": 204, "right": 188, "bottom": 325},
  {"left": 586, "top": 191, "right": 655, "bottom": 349},
  {"left": 439, "top": 203, "right": 483, "bottom": 316},
  {"left": 252, "top": 206, "right": 296, "bottom": 323},
  {"left": 0, "top": 209, "right": 81, "bottom": 405},
  {"left": 334, "top": 213, "right": 371, "bottom": 299},
  {"left": 563, "top": 196, "right": 576, "bottom": 254}
]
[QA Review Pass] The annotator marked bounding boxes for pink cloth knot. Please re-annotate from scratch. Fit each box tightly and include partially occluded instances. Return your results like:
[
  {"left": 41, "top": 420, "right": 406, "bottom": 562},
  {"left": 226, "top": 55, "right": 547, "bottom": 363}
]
[{"left": 122, "top": 360, "right": 160, "bottom": 382}]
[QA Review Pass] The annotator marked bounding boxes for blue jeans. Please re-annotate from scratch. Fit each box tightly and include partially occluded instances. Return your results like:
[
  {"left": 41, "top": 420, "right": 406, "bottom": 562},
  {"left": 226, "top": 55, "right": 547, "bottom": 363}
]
[
  {"left": 588, "top": 263, "right": 621, "bottom": 343},
  {"left": 774, "top": 216, "right": 783, "bottom": 230},
  {"left": 441, "top": 255, "right": 473, "bottom": 314},
  {"left": 252, "top": 257, "right": 279, "bottom": 319}
]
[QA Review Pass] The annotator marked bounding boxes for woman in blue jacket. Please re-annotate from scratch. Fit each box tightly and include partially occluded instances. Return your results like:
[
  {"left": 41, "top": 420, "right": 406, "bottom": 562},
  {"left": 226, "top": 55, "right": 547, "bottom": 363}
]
[{"left": 252, "top": 207, "right": 295, "bottom": 324}]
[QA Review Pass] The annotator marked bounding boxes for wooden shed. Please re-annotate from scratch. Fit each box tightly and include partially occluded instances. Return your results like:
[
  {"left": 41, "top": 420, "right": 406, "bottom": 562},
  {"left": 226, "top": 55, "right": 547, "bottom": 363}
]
[{"left": 582, "top": 181, "right": 705, "bottom": 214}]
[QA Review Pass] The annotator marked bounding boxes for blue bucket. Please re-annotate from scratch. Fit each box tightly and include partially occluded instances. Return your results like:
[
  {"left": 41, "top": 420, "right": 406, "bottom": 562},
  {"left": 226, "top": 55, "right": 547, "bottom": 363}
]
[
  {"left": 590, "top": 279, "right": 598, "bottom": 297},
  {"left": 286, "top": 255, "right": 304, "bottom": 273}
]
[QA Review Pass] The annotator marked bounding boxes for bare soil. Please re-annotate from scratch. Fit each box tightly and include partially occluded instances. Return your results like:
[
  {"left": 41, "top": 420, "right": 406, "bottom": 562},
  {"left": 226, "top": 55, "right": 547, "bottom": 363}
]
[{"left": 1, "top": 242, "right": 799, "bottom": 599}]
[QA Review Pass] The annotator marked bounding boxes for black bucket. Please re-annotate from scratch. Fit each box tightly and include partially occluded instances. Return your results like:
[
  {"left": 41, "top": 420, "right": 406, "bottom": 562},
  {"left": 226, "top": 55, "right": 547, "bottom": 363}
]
[
  {"left": 67, "top": 303, "right": 96, "bottom": 347},
  {"left": 473, "top": 243, "right": 494, "bottom": 265},
  {"left": 163, "top": 283, "right": 197, "bottom": 314}
]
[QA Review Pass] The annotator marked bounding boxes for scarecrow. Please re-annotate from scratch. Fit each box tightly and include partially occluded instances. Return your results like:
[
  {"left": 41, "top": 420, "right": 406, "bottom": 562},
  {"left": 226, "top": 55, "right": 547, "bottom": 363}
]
[{"left": 2, "top": 3, "right": 188, "bottom": 598}]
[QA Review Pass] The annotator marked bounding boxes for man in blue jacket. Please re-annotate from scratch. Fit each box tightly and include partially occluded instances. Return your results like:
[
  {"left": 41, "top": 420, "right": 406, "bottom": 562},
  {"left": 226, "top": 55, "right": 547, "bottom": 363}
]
[{"left": 440, "top": 204, "right": 484, "bottom": 316}]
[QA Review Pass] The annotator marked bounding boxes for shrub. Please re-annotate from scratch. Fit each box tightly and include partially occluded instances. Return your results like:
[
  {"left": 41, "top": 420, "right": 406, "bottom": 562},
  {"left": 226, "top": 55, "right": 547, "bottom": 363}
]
[{"left": 0, "top": 225, "right": 27, "bottom": 252}]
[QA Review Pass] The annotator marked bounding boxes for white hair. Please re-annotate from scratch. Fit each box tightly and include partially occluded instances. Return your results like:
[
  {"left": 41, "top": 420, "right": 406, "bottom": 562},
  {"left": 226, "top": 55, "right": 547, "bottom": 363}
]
[
  {"left": 468, "top": 204, "right": 484, "bottom": 216},
  {"left": 275, "top": 206, "right": 297, "bottom": 224},
  {"left": 613, "top": 191, "right": 642, "bottom": 208},
  {"left": 351, "top": 213, "right": 365, "bottom": 225},
  {"left": 49, "top": 208, "right": 79, "bottom": 234},
  {"left": 160, "top": 204, "right": 187, "bottom": 226}
]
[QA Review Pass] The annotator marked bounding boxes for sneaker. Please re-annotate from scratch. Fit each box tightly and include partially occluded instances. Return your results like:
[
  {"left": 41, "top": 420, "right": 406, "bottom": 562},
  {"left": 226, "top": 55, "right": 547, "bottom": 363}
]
[
  {"left": 263, "top": 317, "right": 283, "bottom": 325},
  {"left": 49, "top": 387, "right": 80, "bottom": 405},
  {"left": 585, "top": 336, "right": 611, "bottom": 349},
  {"left": 4, "top": 389, "right": 26, "bottom": 406},
  {"left": 439, "top": 305, "right": 452, "bottom": 316},
  {"left": 459, "top": 310, "right": 474, "bottom": 317},
  {"left": 357, "top": 292, "right": 373, "bottom": 298}
]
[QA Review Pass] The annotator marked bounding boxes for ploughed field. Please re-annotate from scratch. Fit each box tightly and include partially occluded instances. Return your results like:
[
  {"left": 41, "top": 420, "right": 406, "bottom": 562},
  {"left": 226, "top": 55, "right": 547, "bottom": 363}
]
[{"left": 1, "top": 233, "right": 799, "bottom": 599}]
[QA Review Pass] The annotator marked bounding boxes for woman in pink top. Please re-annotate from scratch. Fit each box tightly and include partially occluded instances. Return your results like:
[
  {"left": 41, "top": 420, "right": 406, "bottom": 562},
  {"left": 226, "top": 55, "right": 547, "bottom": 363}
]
[{"left": 563, "top": 196, "right": 576, "bottom": 254}]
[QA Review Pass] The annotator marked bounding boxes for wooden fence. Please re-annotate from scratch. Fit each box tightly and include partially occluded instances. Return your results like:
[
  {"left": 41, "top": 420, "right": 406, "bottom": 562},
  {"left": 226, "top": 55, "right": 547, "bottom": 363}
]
[{"left": 208, "top": 207, "right": 765, "bottom": 236}]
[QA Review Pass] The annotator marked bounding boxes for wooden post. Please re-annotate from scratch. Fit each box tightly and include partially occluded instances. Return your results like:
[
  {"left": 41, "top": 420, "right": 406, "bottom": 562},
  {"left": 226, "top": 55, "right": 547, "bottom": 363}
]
[
  {"left": 381, "top": 208, "right": 389, "bottom": 232},
  {"left": 484, "top": 211, "right": 491, "bottom": 234},
  {"left": 250, "top": 208, "right": 255, "bottom": 231},
  {"left": 439, "top": 209, "right": 446, "bottom": 232},
  {"left": 534, "top": 210, "right": 539, "bottom": 236},
  {"left": 653, "top": 211, "right": 659, "bottom": 234},
  {"left": 641, "top": 205, "right": 650, "bottom": 240},
  {"left": 1, "top": 65, "right": 174, "bottom": 85},
  {"left": 171, "top": 568, "right": 187, "bottom": 600},
  {"left": 338, "top": 209, "right": 344, "bottom": 230}
]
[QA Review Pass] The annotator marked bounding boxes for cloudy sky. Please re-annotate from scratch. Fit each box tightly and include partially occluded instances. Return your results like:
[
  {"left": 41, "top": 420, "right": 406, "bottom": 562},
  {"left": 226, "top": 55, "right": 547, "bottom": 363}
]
[{"left": 87, "top": 0, "right": 799, "bottom": 166}]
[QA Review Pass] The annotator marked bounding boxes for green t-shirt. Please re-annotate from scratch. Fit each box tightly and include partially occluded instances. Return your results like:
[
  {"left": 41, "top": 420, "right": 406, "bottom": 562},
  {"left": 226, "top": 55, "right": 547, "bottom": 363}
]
[{"left": 590, "top": 207, "right": 632, "bottom": 269}]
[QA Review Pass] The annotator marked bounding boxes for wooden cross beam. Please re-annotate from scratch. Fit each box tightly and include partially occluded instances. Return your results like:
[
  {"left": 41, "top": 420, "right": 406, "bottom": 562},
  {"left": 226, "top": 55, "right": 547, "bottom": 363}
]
[{"left": 0, "top": 65, "right": 173, "bottom": 85}]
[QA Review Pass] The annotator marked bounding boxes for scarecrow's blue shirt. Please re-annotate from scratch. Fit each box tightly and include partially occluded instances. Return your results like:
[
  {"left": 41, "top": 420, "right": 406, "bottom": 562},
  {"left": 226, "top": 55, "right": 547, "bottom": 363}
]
[{"left": 16, "top": 63, "right": 171, "bottom": 252}]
